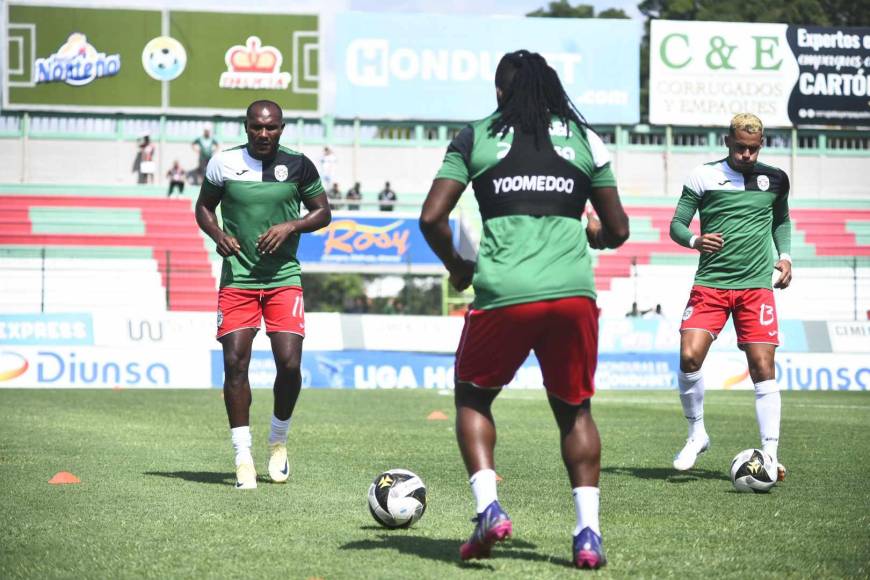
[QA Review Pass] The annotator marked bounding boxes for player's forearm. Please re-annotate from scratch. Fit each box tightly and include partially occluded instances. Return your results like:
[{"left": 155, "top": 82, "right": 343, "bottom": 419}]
[
  {"left": 420, "top": 218, "right": 463, "bottom": 273},
  {"left": 195, "top": 205, "right": 224, "bottom": 243},
  {"left": 772, "top": 219, "right": 792, "bottom": 256},
  {"left": 772, "top": 196, "right": 792, "bottom": 256},
  {"left": 669, "top": 193, "right": 699, "bottom": 248},
  {"left": 290, "top": 207, "right": 331, "bottom": 234}
]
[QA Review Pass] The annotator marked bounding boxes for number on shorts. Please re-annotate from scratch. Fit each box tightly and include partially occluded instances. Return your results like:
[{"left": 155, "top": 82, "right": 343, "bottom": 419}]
[{"left": 291, "top": 295, "right": 304, "bottom": 318}]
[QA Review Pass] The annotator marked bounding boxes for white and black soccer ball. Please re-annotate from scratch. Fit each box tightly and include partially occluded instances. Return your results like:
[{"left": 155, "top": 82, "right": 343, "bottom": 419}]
[
  {"left": 730, "top": 448, "right": 777, "bottom": 493},
  {"left": 367, "top": 468, "right": 427, "bottom": 528}
]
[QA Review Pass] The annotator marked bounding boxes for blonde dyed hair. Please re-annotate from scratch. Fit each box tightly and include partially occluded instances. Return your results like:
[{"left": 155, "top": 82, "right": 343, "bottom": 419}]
[{"left": 729, "top": 113, "right": 763, "bottom": 136}]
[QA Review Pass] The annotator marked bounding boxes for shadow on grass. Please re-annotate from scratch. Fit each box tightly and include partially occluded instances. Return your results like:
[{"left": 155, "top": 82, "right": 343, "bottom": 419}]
[
  {"left": 341, "top": 531, "right": 568, "bottom": 568},
  {"left": 144, "top": 471, "right": 234, "bottom": 485},
  {"left": 602, "top": 466, "right": 729, "bottom": 483}
]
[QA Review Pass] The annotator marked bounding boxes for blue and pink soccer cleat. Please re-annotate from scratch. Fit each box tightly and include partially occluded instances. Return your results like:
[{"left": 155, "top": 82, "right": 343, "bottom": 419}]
[
  {"left": 573, "top": 527, "right": 607, "bottom": 569},
  {"left": 459, "top": 500, "right": 513, "bottom": 560}
]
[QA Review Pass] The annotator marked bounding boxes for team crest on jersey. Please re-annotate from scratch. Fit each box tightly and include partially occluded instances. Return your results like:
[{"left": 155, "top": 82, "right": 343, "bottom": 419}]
[
  {"left": 757, "top": 175, "right": 770, "bottom": 191},
  {"left": 274, "top": 165, "right": 289, "bottom": 182},
  {"left": 682, "top": 306, "right": 694, "bottom": 321}
]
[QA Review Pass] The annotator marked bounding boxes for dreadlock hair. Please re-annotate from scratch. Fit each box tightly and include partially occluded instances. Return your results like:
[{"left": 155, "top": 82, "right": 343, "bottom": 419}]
[{"left": 488, "top": 50, "right": 590, "bottom": 147}]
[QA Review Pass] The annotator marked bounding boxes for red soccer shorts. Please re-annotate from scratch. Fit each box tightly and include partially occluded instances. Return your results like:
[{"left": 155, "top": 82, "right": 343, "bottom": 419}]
[
  {"left": 455, "top": 296, "right": 599, "bottom": 405},
  {"left": 680, "top": 285, "right": 779, "bottom": 346},
  {"left": 216, "top": 286, "right": 305, "bottom": 340}
]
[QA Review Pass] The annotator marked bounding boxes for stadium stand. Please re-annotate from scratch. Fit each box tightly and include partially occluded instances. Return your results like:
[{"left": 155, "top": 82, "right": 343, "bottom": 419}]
[
  {"left": 1, "top": 113, "right": 868, "bottom": 318},
  {"left": 593, "top": 205, "right": 870, "bottom": 320},
  {"left": 1, "top": 186, "right": 867, "bottom": 319},
  {"left": 0, "top": 194, "right": 216, "bottom": 311}
]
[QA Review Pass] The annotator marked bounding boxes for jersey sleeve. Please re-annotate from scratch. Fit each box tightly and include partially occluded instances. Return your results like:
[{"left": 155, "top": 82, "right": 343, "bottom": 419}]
[
  {"left": 434, "top": 125, "right": 473, "bottom": 185},
  {"left": 585, "top": 128, "right": 617, "bottom": 188},
  {"left": 772, "top": 169, "right": 792, "bottom": 256},
  {"left": 669, "top": 169, "right": 703, "bottom": 248},
  {"left": 299, "top": 156, "right": 325, "bottom": 199},
  {"left": 202, "top": 155, "right": 225, "bottom": 196}
]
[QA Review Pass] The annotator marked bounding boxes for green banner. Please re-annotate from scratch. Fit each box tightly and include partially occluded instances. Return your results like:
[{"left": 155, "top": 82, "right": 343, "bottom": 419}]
[
  {"left": 7, "top": 5, "right": 162, "bottom": 109},
  {"left": 168, "top": 11, "right": 318, "bottom": 112},
  {"left": 4, "top": 4, "right": 320, "bottom": 115}
]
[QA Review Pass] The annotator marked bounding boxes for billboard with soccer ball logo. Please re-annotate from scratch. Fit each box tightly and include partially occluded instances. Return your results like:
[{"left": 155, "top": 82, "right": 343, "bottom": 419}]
[{"left": 3, "top": 3, "right": 320, "bottom": 115}]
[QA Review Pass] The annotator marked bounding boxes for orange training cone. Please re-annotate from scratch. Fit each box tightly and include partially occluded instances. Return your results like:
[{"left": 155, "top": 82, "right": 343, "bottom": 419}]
[
  {"left": 427, "top": 410, "right": 448, "bottom": 421},
  {"left": 49, "top": 472, "right": 81, "bottom": 485}
]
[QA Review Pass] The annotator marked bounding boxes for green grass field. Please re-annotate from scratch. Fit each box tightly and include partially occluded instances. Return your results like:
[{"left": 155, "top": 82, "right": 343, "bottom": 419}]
[{"left": 1, "top": 389, "right": 868, "bottom": 579}]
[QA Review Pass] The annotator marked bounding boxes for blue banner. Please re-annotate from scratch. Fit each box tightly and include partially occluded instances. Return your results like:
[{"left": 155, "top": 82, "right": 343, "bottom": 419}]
[
  {"left": 599, "top": 317, "right": 810, "bottom": 353},
  {"left": 597, "top": 353, "right": 680, "bottom": 389},
  {"left": 297, "top": 213, "right": 456, "bottom": 270},
  {"left": 210, "top": 350, "right": 680, "bottom": 391},
  {"left": 0, "top": 313, "right": 93, "bottom": 346},
  {"left": 335, "top": 13, "right": 641, "bottom": 123}
]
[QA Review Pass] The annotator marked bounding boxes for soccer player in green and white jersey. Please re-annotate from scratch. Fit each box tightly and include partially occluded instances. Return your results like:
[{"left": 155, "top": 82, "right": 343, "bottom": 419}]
[
  {"left": 420, "top": 50, "right": 629, "bottom": 569},
  {"left": 195, "top": 100, "right": 331, "bottom": 490},
  {"left": 669, "top": 113, "right": 792, "bottom": 481}
]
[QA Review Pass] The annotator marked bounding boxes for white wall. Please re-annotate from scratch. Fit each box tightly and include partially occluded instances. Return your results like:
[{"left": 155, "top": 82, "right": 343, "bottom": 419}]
[{"left": 4, "top": 138, "right": 869, "bottom": 200}]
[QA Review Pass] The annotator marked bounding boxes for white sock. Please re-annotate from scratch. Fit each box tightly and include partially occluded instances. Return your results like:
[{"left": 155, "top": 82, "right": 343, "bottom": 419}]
[
  {"left": 678, "top": 370, "right": 707, "bottom": 440},
  {"left": 230, "top": 426, "right": 253, "bottom": 466},
  {"left": 469, "top": 469, "right": 498, "bottom": 514},
  {"left": 754, "top": 380, "right": 781, "bottom": 464},
  {"left": 572, "top": 487, "right": 600, "bottom": 536},
  {"left": 268, "top": 415, "right": 291, "bottom": 446}
]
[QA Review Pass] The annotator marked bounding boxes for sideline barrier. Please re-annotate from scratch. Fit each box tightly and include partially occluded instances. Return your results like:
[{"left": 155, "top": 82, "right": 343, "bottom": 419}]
[{"left": 1, "top": 313, "right": 867, "bottom": 390}]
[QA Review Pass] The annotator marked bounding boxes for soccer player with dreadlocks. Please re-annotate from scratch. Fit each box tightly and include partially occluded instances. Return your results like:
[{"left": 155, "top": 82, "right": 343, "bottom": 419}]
[{"left": 420, "top": 50, "right": 629, "bottom": 568}]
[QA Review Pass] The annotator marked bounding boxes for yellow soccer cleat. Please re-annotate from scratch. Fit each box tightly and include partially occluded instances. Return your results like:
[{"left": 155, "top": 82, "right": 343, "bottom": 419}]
[
  {"left": 268, "top": 443, "right": 289, "bottom": 483},
  {"left": 235, "top": 462, "right": 257, "bottom": 490}
]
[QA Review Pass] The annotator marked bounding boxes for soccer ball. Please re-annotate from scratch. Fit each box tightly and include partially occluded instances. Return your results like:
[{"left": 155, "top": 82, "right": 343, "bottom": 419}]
[
  {"left": 730, "top": 448, "right": 777, "bottom": 493},
  {"left": 367, "top": 468, "right": 427, "bottom": 528}
]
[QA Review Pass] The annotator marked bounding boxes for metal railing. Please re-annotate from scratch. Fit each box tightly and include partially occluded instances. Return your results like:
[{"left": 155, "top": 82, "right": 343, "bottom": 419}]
[
  {"left": 3, "top": 248, "right": 868, "bottom": 319},
  {"left": 3, "top": 112, "right": 870, "bottom": 157}
]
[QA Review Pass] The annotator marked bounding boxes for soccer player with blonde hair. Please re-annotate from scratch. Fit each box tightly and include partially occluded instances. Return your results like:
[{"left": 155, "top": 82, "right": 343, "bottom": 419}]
[{"left": 669, "top": 112, "right": 792, "bottom": 481}]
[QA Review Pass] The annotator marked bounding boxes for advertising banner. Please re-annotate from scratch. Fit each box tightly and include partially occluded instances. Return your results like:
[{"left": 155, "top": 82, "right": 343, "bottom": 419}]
[
  {"left": 167, "top": 11, "right": 318, "bottom": 113},
  {"left": 209, "top": 350, "right": 680, "bottom": 391},
  {"left": 297, "top": 213, "right": 457, "bottom": 273},
  {"left": 0, "top": 313, "right": 93, "bottom": 346},
  {"left": 6, "top": 4, "right": 162, "bottom": 110},
  {"left": 335, "top": 12, "right": 640, "bottom": 123},
  {"left": 4, "top": 4, "right": 319, "bottom": 115},
  {"left": 826, "top": 321, "right": 870, "bottom": 353},
  {"left": 0, "top": 346, "right": 210, "bottom": 388},
  {"left": 598, "top": 317, "right": 809, "bottom": 353},
  {"left": 649, "top": 20, "right": 870, "bottom": 127},
  {"left": 92, "top": 312, "right": 344, "bottom": 351},
  {"left": 358, "top": 315, "right": 463, "bottom": 353},
  {"left": 703, "top": 352, "right": 869, "bottom": 391},
  {"left": 596, "top": 353, "right": 679, "bottom": 389}
]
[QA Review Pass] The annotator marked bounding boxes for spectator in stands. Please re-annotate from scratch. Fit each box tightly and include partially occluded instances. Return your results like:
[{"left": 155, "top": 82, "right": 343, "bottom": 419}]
[
  {"left": 166, "top": 160, "right": 186, "bottom": 198},
  {"left": 346, "top": 182, "right": 362, "bottom": 210},
  {"left": 320, "top": 146, "right": 338, "bottom": 192},
  {"left": 192, "top": 128, "right": 218, "bottom": 185},
  {"left": 668, "top": 112, "right": 792, "bottom": 483},
  {"left": 327, "top": 183, "right": 343, "bottom": 210},
  {"left": 642, "top": 304, "right": 664, "bottom": 318},
  {"left": 625, "top": 302, "right": 641, "bottom": 317},
  {"left": 419, "top": 49, "right": 629, "bottom": 568},
  {"left": 194, "top": 99, "right": 331, "bottom": 491},
  {"left": 346, "top": 296, "right": 369, "bottom": 313},
  {"left": 378, "top": 181, "right": 397, "bottom": 211},
  {"left": 135, "top": 135, "right": 156, "bottom": 184}
]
